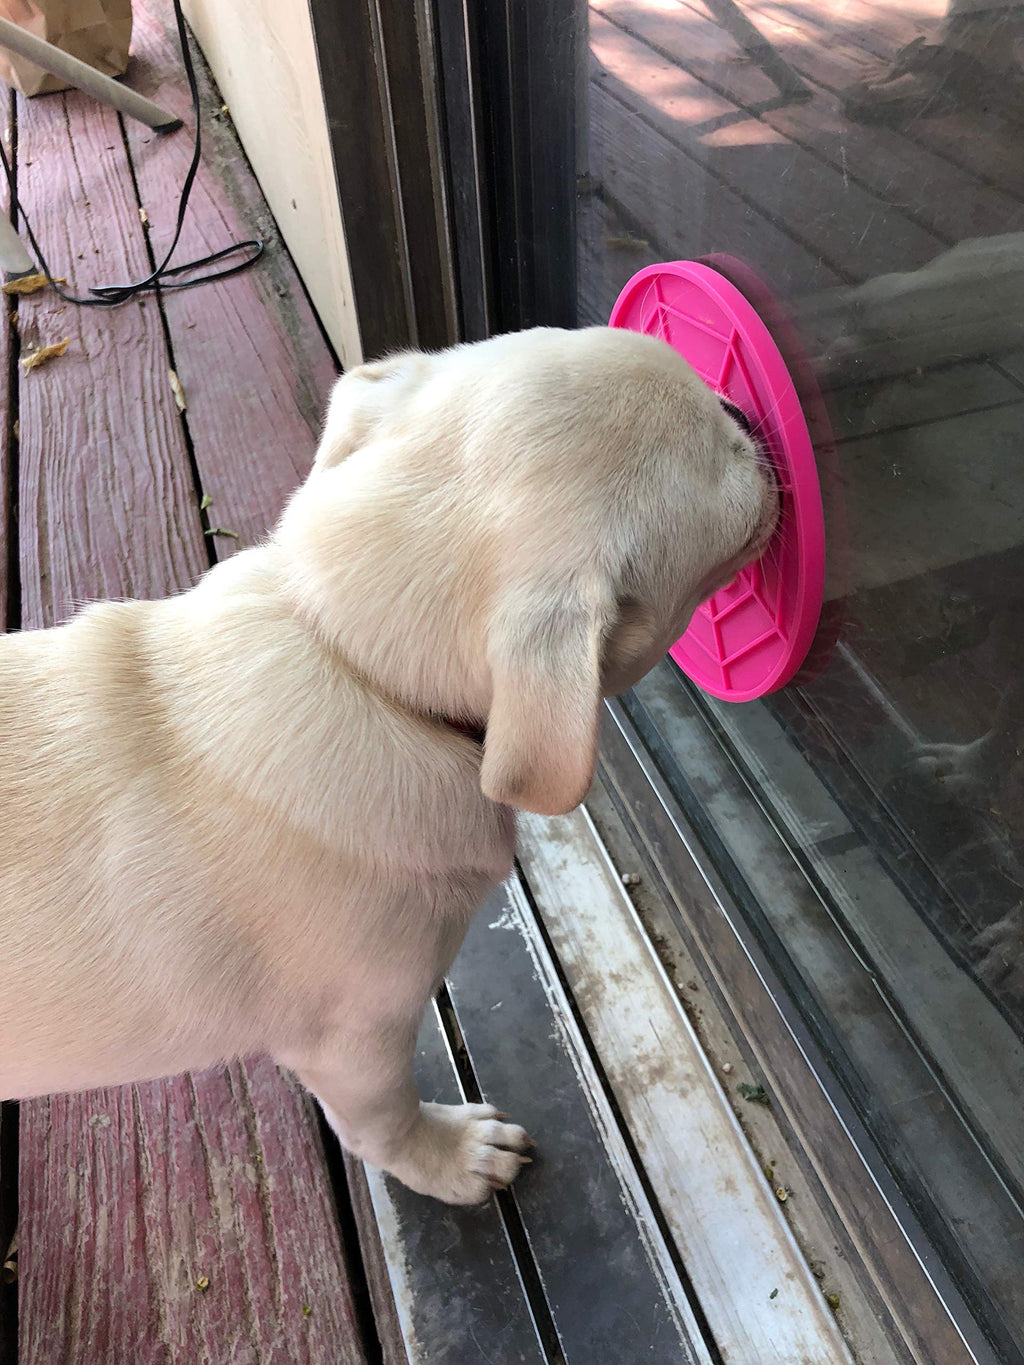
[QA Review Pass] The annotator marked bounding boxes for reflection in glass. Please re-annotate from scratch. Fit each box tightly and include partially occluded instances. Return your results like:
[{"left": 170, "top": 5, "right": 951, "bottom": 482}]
[{"left": 576, "top": 0, "right": 1024, "bottom": 1351}]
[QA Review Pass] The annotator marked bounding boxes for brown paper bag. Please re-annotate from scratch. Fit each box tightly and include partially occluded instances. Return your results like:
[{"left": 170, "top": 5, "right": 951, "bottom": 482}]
[{"left": 0, "top": 0, "right": 132, "bottom": 97}]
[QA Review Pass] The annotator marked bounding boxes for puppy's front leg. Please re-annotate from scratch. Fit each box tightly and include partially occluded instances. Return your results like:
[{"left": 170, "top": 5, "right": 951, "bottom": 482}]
[{"left": 281, "top": 1016, "right": 532, "bottom": 1205}]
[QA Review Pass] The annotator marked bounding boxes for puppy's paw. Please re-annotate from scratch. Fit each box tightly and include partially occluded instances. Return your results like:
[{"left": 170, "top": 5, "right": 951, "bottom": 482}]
[{"left": 388, "top": 1101, "right": 534, "bottom": 1205}]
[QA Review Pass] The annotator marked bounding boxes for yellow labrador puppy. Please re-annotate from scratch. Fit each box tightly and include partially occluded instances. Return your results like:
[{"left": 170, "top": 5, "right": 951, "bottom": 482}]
[{"left": 0, "top": 327, "right": 775, "bottom": 1203}]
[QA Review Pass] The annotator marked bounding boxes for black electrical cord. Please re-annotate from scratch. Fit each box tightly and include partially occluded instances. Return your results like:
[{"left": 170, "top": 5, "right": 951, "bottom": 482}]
[{"left": 0, "top": 0, "right": 263, "bottom": 305}]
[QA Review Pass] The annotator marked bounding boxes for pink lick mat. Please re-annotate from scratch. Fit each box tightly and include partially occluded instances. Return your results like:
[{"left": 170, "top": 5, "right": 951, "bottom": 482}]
[{"left": 609, "top": 260, "right": 825, "bottom": 702}]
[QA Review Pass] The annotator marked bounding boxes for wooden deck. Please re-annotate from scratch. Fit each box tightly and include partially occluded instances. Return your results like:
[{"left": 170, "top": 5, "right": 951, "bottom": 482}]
[
  {"left": 9, "top": 0, "right": 1022, "bottom": 1358},
  {"left": 2, "top": 2, "right": 364, "bottom": 1359},
  {"left": 0, "top": 3, "right": 878, "bottom": 1363}
]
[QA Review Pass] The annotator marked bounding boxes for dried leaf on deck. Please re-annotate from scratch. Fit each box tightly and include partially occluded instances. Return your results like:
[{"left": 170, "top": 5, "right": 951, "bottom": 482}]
[
  {"left": 168, "top": 368, "right": 187, "bottom": 412},
  {"left": 200, "top": 492, "right": 212, "bottom": 510},
  {"left": 2, "top": 273, "right": 65, "bottom": 296},
  {"left": 21, "top": 337, "right": 70, "bottom": 372},
  {"left": 139, "top": 207, "right": 150, "bottom": 227}
]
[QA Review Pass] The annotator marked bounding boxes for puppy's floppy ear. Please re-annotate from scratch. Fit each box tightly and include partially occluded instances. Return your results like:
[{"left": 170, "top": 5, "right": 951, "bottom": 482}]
[{"left": 481, "top": 577, "right": 613, "bottom": 816}]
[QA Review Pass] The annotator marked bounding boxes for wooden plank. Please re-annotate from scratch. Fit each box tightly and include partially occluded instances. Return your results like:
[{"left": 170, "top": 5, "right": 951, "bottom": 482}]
[
  {"left": 589, "top": 9, "right": 944, "bottom": 284},
  {"left": 13, "top": 64, "right": 366, "bottom": 1365},
  {"left": 14, "top": 93, "right": 204, "bottom": 624},
  {"left": 592, "top": 0, "right": 1024, "bottom": 248},
  {"left": 180, "top": 0, "right": 361, "bottom": 366},
  {"left": 516, "top": 809, "right": 855, "bottom": 1365},
  {"left": 356, "top": 1007, "right": 549, "bottom": 1365},
  {"left": 589, "top": 77, "right": 840, "bottom": 296},
  {"left": 447, "top": 884, "right": 714, "bottom": 1365},
  {"left": 342, "top": 1158, "right": 410, "bottom": 1365},
  {"left": 124, "top": 0, "right": 337, "bottom": 552},
  {"left": 19, "top": 1063, "right": 366, "bottom": 1363},
  {"left": 763, "top": 88, "right": 1022, "bottom": 252},
  {"left": 582, "top": 775, "right": 917, "bottom": 1365}
]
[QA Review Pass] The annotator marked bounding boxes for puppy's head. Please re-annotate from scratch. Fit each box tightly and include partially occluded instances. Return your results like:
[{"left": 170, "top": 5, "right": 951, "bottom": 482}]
[{"left": 282, "top": 327, "right": 776, "bottom": 816}]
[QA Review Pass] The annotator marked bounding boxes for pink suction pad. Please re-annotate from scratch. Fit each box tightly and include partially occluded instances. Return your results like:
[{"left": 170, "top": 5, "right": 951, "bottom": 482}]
[{"left": 609, "top": 260, "right": 826, "bottom": 702}]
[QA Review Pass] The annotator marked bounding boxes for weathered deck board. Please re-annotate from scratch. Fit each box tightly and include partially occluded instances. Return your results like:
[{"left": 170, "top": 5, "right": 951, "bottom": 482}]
[
  {"left": 19, "top": 1064, "right": 365, "bottom": 1364},
  {"left": 12, "top": 43, "right": 367, "bottom": 1365},
  {"left": 14, "top": 88, "right": 205, "bottom": 624},
  {"left": 124, "top": 1, "right": 337, "bottom": 550},
  {"left": 589, "top": 9, "right": 944, "bottom": 285},
  {"left": 516, "top": 809, "right": 855, "bottom": 1365},
  {"left": 356, "top": 1008, "right": 550, "bottom": 1365},
  {"left": 447, "top": 884, "right": 708, "bottom": 1364}
]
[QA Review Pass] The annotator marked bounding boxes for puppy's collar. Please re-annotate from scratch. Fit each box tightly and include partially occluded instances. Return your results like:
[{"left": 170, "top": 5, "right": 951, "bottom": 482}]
[{"left": 290, "top": 610, "right": 487, "bottom": 748}]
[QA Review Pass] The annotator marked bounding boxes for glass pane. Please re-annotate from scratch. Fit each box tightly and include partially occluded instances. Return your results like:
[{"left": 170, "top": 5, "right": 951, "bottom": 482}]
[{"left": 575, "top": 0, "right": 1024, "bottom": 1355}]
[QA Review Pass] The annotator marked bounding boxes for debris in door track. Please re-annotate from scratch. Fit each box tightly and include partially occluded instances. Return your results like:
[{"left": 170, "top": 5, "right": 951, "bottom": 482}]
[
  {"left": 20, "top": 336, "right": 70, "bottom": 372},
  {"left": 738, "top": 1082, "right": 770, "bottom": 1106}
]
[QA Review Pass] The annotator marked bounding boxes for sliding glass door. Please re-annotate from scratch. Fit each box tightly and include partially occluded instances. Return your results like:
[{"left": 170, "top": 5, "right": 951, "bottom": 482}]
[{"left": 436, "top": 1, "right": 1024, "bottom": 1358}]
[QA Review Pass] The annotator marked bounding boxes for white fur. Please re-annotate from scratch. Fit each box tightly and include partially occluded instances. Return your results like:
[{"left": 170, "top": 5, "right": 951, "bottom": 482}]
[{"left": 0, "top": 326, "right": 772, "bottom": 1203}]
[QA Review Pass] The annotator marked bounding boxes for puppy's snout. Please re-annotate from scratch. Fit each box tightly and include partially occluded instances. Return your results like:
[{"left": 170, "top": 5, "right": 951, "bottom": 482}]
[
  {"left": 753, "top": 449, "right": 780, "bottom": 553},
  {"left": 719, "top": 396, "right": 778, "bottom": 556}
]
